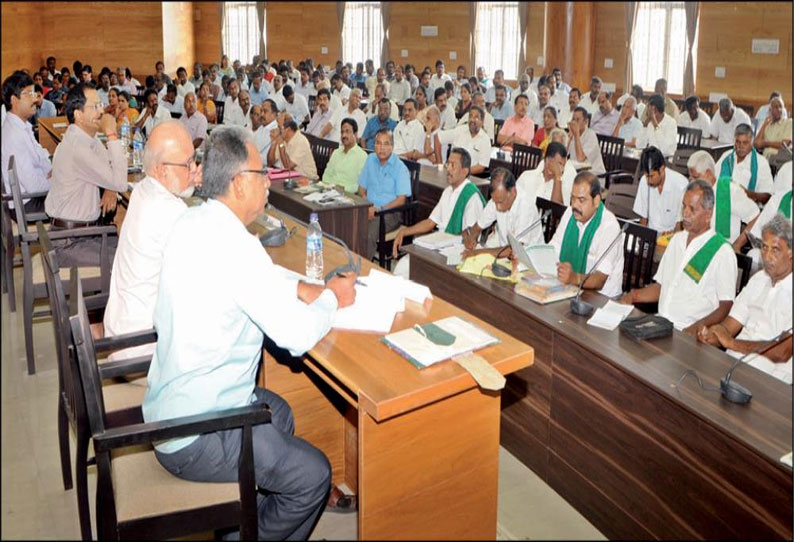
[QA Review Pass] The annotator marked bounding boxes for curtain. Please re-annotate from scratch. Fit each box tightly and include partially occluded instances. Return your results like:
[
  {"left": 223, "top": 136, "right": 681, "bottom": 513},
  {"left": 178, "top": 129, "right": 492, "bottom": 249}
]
[
  {"left": 257, "top": 2, "right": 267, "bottom": 62},
  {"left": 337, "top": 2, "right": 346, "bottom": 64},
  {"left": 380, "top": 2, "right": 391, "bottom": 68},
  {"left": 623, "top": 2, "right": 639, "bottom": 94},
  {"left": 517, "top": 2, "right": 529, "bottom": 74},
  {"left": 682, "top": 2, "right": 698, "bottom": 97},
  {"left": 469, "top": 2, "right": 478, "bottom": 75}
]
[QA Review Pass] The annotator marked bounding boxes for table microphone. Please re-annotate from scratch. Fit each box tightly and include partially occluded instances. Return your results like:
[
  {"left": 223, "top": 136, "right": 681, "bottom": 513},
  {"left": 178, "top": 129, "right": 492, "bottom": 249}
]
[
  {"left": 265, "top": 204, "right": 361, "bottom": 283},
  {"left": 569, "top": 222, "right": 629, "bottom": 317},
  {"left": 490, "top": 209, "right": 550, "bottom": 277},
  {"left": 719, "top": 327, "right": 792, "bottom": 404}
]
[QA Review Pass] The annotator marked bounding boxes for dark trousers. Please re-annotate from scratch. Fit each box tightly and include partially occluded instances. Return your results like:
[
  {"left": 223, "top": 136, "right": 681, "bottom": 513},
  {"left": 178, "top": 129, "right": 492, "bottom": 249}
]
[
  {"left": 9, "top": 197, "right": 46, "bottom": 222},
  {"left": 49, "top": 224, "right": 118, "bottom": 268},
  {"left": 367, "top": 212, "right": 401, "bottom": 261},
  {"left": 155, "top": 388, "right": 331, "bottom": 541}
]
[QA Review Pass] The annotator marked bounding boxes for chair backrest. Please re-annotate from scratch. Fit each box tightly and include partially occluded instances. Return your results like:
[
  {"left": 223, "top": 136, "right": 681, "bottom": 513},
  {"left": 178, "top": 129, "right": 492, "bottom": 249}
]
[
  {"left": 535, "top": 196, "right": 566, "bottom": 243},
  {"left": 605, "top": 181, "right": 641, "bottom": 221},
  {"left": 308, "top": 95, "right": 316, "bottom": 114},
  {"left": 7, "top": 155, "right": 31, "bottom": 235},
  {"left": 736, "top": 252, "right": 753, "bottom": 295},
  {"left": 493, "top": 118, "right": 505, "bottom": 144},
  {"left": 700, "top": 101, "right": 716, "bottom": 117},
  {"left": 400, "top": 158, "right": 422, "bottom": 226},
  {"left": 512, "top": 143, "right": 542, "bottom": 177},
  {"left": 213, "top": 99, "right": 225, "bottom": 124},
  {"left": 736, "top": 103, "right": 754, "bottom": 118},
  {"left": 170, "top": 111, "right": 182, "bottom": 119},
  {"left": 617, "top": 218, "right": 657, "bottom": 291},
  {"left": 304, "top": 133, "right": 339, "bottom": 179},
  {"left": 68, "top": 268, "right": 108, "bottom": 437},
  {"left": 596, "top": 133, "right": 624, "bottom": 174},
  {"left": 677, "top": 126, "right": 702, "bottom": 149}
]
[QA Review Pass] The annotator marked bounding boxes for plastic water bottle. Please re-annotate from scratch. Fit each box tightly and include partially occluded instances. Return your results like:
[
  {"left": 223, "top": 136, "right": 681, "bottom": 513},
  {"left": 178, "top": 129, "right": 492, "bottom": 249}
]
[
  {"left": 132, "top": 128, "right": 144, "bottom": 168},
  {"left": 306, "top": 213, "right": 324, "bottom": 281},
  {"left": 120, "top": 116, "right": 131, "bottom": 150}
]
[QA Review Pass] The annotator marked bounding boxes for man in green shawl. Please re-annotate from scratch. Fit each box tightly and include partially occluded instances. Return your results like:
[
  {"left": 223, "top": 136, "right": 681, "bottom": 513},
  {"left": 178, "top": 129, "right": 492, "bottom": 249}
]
[
  {"left": 715, "top": 123, "right": 774, "bottom": 206},
  {"left": 620, "top": 180, "right": 737, "bottom": 336},
  {"left": 392, "top": 147, "right": 485, "bottom": 277},
  {"left": 550, "top": 171, "right": 625, "bottom": 298}
]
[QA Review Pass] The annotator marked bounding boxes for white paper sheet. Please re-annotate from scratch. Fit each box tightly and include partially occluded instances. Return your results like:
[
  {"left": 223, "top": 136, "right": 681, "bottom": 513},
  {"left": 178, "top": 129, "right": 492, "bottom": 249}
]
[
  {"left": 413, "top": 231, "right": 462, "bottom": 250},
  {"left": 587, "top": 300, "right": 635, "bottom": 331},
  {"left": 525, "top": 244, "right": 558, "bottom": 278}
]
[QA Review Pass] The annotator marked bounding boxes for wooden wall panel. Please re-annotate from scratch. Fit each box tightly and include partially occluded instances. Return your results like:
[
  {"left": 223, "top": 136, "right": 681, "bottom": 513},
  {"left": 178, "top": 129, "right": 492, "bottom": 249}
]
[
  {"left": 1, "top": 3, "right": 42, "bottom": 81},
  {"left": 194, "top": 1, "right": 222, "bottom": 65},
  {"left": 593, "top": 1, "right": 626, "bottom": 94},
  {"left": 266, "top": 2, "right": 340, "bottom": 67},
  {"left": 525, "top": 3, "right": 547, "bottom": 77},
  {"left": 163, "top": 2, "right": 195, "bottom": 73}
]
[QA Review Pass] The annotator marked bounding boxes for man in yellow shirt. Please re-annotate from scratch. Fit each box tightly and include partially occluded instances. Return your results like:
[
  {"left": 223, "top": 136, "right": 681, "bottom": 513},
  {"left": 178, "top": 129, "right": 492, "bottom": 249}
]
[{"left": 322, "top": 118, "right": 367, "bottom": 193}]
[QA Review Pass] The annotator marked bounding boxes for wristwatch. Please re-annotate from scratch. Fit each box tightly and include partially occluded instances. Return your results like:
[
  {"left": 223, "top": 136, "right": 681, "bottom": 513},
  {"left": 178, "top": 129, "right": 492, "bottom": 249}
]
[{"left": 279, "top": 142, "right": 286, "bottom": 149}]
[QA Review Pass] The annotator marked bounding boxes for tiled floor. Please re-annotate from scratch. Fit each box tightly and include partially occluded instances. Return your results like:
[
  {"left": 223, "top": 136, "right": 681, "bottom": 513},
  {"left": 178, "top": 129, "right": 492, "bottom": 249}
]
[{"left": 1, "top": 266, "right": 604, "bottom": 540}]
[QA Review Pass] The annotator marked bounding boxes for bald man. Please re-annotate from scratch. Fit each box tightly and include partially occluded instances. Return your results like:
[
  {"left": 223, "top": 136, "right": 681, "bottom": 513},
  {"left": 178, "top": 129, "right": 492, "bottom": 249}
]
[{"left": 103, "top": 120, "right": 203, "bottom": 361}]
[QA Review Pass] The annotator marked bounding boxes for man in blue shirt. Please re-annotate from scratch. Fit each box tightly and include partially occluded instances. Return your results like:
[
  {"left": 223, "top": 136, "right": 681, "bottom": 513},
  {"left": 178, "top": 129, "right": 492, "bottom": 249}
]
[
  {"left": 358, "top": 128, "right": 412, "bottom": 259},
  {"left": 360, "top": 98, "right": 397, "bottom": 150},
  {"left": 248, "top": 70, "right": 269, "bottom": 106}
]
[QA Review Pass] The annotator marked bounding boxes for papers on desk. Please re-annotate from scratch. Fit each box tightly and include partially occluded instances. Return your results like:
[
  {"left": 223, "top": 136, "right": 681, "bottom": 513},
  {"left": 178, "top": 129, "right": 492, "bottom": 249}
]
[
  {"left": 303, "top": 189, "right": 353, "bottom": 206},
  {"left": 440, "top": 244, "right": 465, "bottom": 265},
  {"left": 781, "top": 451, "right": 793, "bottom": 468},
  {"left": 413, "top": 231, "right": 461, "bottom": 250},
  {"left": 53, "top": 122, "right": 67, "bottom": 129},
  {"left": 382, "top": 316, "right": 499, "bottom": 369},
  {"left": 587, "top": 300, "right": 635, "bottom": 331},
  {"left": 524, "top": 244, "right": 557, "bottom": 278}
]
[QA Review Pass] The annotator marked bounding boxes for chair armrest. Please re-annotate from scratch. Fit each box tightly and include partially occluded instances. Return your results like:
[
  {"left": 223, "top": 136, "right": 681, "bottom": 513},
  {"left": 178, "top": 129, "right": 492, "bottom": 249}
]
[
  {"left": 92, "top": 403, "right": 273, "bottom": 453},
  {"left": 605, "top": 172, "right": 635, "bottom": 185},
  {"left": 374, "top": 200, "right": 416, "bottom": 217},
  {"left": 24, "top": 224, "right": 117, "bottom": 243},
  {"left": 94, "top": 328, "right": 158, "bottom": 354},
  {"left": 98, "top": 355, "right": 152, "bottom": 380},
  {"left": 23, "top": 191, "right": 49, "bottom": 199},
  {"left": 84, "top": 292, "right": 109, "bottom": 311},
  {"left": 26, "top": 212, "right": 50, "bottom": 223}
]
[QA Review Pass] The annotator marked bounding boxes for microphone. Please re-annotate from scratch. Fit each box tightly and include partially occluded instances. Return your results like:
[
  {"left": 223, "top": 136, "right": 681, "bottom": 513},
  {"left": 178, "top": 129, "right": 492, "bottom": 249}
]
[
  {"left": 719, "top": 327, "right": 793, "bottom": 404},
  {"left": 265, "top": 204, "right": 361, "bottom": 283},
  {"left": 569, "top": 222, "right": 629, "bottom": 316},
  {"left": 491, "top": 209, "right": 549, "bottom": 277},
  {"left": 259, "top": 205, "right": 296, "bottom": 247}
]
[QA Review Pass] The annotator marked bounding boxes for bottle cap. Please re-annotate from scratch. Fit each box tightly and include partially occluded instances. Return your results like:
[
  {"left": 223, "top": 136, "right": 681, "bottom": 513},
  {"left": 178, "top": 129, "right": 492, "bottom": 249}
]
[{"left": 310, "top": 212, "right": 319, "bottom": 222}]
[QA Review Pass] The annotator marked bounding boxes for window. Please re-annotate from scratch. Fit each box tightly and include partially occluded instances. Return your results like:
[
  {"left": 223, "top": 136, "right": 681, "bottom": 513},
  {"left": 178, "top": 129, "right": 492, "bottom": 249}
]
[
  {"left": 222, "top": 1, "right": 263, "bottom": 65},
  {"left": 475, "top": 2, "right": 521, "bottom": 80},
  {"left": 342, "top": 2, "right": 383, "bottom": 66},
  {"left": 632, "top": 2, "right": 695, "bottom": 94}
]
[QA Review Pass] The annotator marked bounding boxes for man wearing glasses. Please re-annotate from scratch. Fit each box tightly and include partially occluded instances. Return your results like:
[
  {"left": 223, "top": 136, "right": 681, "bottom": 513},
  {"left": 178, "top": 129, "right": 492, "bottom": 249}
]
[
  {"left": 1, "top": 71, "right": 52, "bottom": 214},
  {"left": 44, "top": 82, "right": 129, "bottom": 266},
  {"left": 103, "top": 120, "right": 201, "bottom": 361}
]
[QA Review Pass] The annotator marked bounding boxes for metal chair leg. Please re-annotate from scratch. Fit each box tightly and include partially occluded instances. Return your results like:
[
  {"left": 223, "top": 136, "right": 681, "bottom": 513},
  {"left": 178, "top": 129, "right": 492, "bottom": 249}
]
[{"left": 22, "top": 244, "right": 35, "bottom": 374}]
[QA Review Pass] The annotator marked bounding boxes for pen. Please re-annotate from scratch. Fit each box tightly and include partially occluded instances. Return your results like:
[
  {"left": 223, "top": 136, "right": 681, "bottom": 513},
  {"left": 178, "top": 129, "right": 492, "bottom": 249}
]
[{"left": 328, "top": 270, "right": 368, "bottom": 287}]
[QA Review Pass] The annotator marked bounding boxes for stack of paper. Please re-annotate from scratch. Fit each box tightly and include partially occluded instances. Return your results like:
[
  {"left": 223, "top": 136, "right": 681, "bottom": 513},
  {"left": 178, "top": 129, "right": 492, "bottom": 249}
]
[
  {"left": 587, "top": 300, "right": 635, "bottom": 331},
  {"left": 303, "top": 190, "right": 352, "bottom": 206},
  {"left": 360, "top": 269, "right": 432, "bottom": 304},
  {"left": 440, "top": 244, "right": 465, "bottom": 265},
  {"left": 413, "top": 231, "right": 462, "bottom": 250},
  {"left": 524, "top": 245, "right": 557, "bottom": 277}
]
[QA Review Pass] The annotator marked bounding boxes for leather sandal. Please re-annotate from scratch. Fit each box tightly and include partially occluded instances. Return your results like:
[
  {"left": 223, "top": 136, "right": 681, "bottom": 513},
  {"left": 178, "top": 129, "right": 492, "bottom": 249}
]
[{"left": 326, "top": 485, "right": 357, "bottom": 514}]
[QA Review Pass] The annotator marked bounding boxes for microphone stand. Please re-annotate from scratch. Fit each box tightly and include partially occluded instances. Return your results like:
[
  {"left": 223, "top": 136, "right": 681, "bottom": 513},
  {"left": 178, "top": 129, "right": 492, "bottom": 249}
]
[
  {"left": 569, "top": 222, "right": 629, "bottom": 317},
  {"left": 719, "top": 327, "right": 793, "bottom": 404}
]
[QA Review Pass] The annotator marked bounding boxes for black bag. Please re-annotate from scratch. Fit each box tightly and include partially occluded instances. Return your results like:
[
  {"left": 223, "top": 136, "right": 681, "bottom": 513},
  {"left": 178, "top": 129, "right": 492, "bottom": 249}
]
[{"left": 619, "top": 314, "right": 674, "bottom": 340}]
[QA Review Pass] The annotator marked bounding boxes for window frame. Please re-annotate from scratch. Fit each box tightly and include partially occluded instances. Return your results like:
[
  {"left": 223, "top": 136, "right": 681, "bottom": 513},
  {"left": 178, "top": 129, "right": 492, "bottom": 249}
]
[
  {"left": 222, "top": 1, "right": 262, "bottom": 66},
  {"left": 342, "top": 1, "right": 384, "bottom": 67},
  {"left": 474, "top": 1, "right": 521, "bottom": 81}
]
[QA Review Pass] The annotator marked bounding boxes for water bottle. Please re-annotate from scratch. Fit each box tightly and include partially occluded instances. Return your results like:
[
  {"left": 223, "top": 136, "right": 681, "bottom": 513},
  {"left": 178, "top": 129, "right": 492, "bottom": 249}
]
[
  {"left": 306, "top": 213, "right": 324, "bottom": 281},
  {"left": 120, "top": 116, "right": 131, "bottom": 149},
  {"left": 132, "top": 128, "right": 144, "bottom": 168}
]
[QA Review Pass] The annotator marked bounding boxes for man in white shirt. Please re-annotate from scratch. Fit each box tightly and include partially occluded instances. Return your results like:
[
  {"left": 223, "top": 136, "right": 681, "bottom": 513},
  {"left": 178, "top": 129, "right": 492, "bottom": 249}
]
[
  {"left": 612, "top": 95, "right": 643, "bottom": 147},
  {"left": 551, "top": 172, "right": 624, "bottom": 298},
  {"left": 137, "top": 88, "right": 172, "bottom": 137},
  {"left": 546, "top": 74, "right": 568, "bottom": 114},
  {"left": 567, "top": 107, "right": 606, "bottom": 175},
  {"left": 687, "top": 150, "right": 759, "bottom": 251},
  {"left": 104, "top": 121, "right": 200, "bottom": 361},
  {"left": 515, "top": 74, "right": 539, "bottom": 109},
  {"left": 434, "top": 106, "right": 491, "bottom": 176},
  {"left": 252, "top": 99, "right": 279, "bottom": 162},
  {"left": 1, "top": 71, "right": 51, "bottom": 213},
  {"left": 489, "top": 85, "right": 514, "bottom": 122},
  {"left": 179, "top": 92, "right": 207, "bottom": 149},
  {"left": 393, "top": 98, "right": 428, "bottom": 161},
  {"left": 637, "top": 94, "right": 678, "bottom": 157},
  {"left": 269, "top": 75, "right": 288, "bottom": 111},
  {"left": 281, "top": 85, "right": 310, "bottom": 127},
  {"left": 552, "top": 68, "right": 572, "bottom": 95},
  {"left": 189, "top": 62, "right": 203, "bottom": 88},
  {"left": 774, "top": 160, "right": 791, "bottom": 194},
  {"left": 96, "top": 73, "right": 112, "bottom": 107},
  {"left": 222, "top": 80, "right": 247, "bottom": 127},
  {"left": 175, "top": 67, "right": 196, "bottom": 98},
  {"left": 331, "top": 74, "right": 351, "bottom": 106},
  {"left": 620, "top": 180, "right": 737, "bottom": 335},
  {"left": 677, "top": 95, "right": 711, "bottom": 136},
  {"left": 579, "top": 76, "right": 602, "bottom": 116},
  {"left": 710, "top": 98, "right": 752, "bottom": 144},
  {"left": 699, "top": 215, "right": 792, "bottom": 384},
  {"left": 305, "top": 88, "right": 341, "bottom": 143},
  {"left": 458, "top": 92, "right": 496, "bottom": 141},
  {"left": 433, "top": 87, "right": 457, "bottom": 131},
  {"left": 248, "top": 71, "right": 270, "bottom": 106},
  {"left": 754, "top": 91, "right": 789, "bottom": 125},
  {"left": 429, "top": 60, "right": 452, "bottom": 96},
  {"left": 295, "top": 68, "right": 316, "bottom": 100},
  {"left": 387, "top": 65, "right": 412, "bottom": 106},
  {"left": 463, "top": 167, "right": 542, "bottom": 254},
  {"left": 485, "top": 70, "right": 512, "bottom": 104},
  {"left": 632, "top": 146, "right": 688, "bottom": 233},
  {"left": 517, "top": 142, "right": 574, "bottom": 206},
  {"left": 590, "top": 91, "right": 620, "bottom": 136},
  {"left": 341, "top": 89, "right": 367, "bottom": 140},
  {"left": 115, "top": 66, "right": 137, "bottom": 95},
  {"left": 392, "top": 147, "right": 486, "bottom": 277},
  {"left": 529, "top": 85, "right": 553, "bottom": 127},
  {"left": 144, "top": 125, "right": 356, "bottom": 541},
  {"left": 160, "top": 84, "right": 185, "bottom": 116},
  {"left": 714, "top": 123, "right": 774, "bottom": 205}
]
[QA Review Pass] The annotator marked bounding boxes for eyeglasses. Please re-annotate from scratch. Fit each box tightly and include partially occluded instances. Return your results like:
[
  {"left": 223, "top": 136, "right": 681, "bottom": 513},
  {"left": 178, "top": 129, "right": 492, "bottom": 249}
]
[
  {"left": 236, "top": 168, "right": 268, "bottom": 178},
  {"left": 162, "top": 152, "right": 198, "bottom": 171},
  {"left": 85, "top": 102, "right": 104, "bottom": 111},
  {"left": 21, "top": 90, "right": 41, "bottom": 99}
]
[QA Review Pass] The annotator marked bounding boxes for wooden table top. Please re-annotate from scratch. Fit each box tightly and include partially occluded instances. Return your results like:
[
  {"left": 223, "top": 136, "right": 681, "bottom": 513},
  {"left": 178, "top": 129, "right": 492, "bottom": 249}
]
[
  {"left": 419, "top": 164, "right": 490, "bottom": 190},
  {"left": 404, "top": 243, "right": 792, "bottom": 468},
  {"left": 267, "top": 181, "right": 372, "bottom": 212}
]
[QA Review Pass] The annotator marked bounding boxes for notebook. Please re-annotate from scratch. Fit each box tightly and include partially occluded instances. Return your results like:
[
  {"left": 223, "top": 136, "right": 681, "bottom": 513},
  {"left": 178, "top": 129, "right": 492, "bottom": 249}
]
[
  {"left": 413, "top": 231, "right": 462, "bottom": 250},
  {"left": 514, "top": 275, "right": 578, "bottom": 304},
  {"left": 267, "top": 168, "right": 303, "bottom": 180}
]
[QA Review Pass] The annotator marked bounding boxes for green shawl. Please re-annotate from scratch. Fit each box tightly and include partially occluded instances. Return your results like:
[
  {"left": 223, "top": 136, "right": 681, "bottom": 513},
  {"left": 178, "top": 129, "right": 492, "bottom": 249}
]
[
  {"left": 778, "top": 191, "right": 792, "bottom": 219},
  {"left": 719, "top": 149, "right": 758, "bottom": 191},
  {"left": 683, "top": 233, "right": 729, "bottom": 284},
  {"left": 714, "top": 176, "right": 732, "bottom": 238},
  {"left": 559, "top": 202, "right": 604, "bottom": 274},
  {"left": 445, "top": 182, "right": 487, "bottom": 235}
]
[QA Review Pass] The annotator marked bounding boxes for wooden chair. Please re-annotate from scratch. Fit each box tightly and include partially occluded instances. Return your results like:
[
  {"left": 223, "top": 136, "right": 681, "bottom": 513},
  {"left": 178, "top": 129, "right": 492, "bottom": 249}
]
[
  {"left": 38, "top": 222, "right": 154, "bottom": 541},
  {"left": 375, "top": 158, "right": 421, "bottom": 270},
  {"left": 617, "top": 218, "right": 657, "bottom": 291},
  {"left": 700, "top": 101, "right": 716, "bottom": 117},
  {"left": 736, "top": 252, "right": 753, "bottom": 295},
  {"left": 595, "top": 133, "right": 628, "bottom": 187},
  {"left": 511, "top": 143, "right": 542, "bottom": 178},
  {"left": 68, "top": 269, "right": 271, "bottom": 541},
  {"left": 535, "top": 197, "right": 566, "bottom": 243},
  {"left": 169, "top": 111, "right": 182, "bottom": 120},
  {"left": 605, "top": 181, "right": 641, "bottom": 222},
  {"left": 8, "top": 157, "right": 113, "bottom": 374},
  {"left": 677, "top": 126, "right": 702, "bottom": 149},
  {"left": 304, "top": 133, "right": 339, "bottom": 179},
  {"left": 213, "top": 99, "right": 225, "bottom": 124},
  {"left": 308, "top": 95, "right": 316, "bottom": 114}
]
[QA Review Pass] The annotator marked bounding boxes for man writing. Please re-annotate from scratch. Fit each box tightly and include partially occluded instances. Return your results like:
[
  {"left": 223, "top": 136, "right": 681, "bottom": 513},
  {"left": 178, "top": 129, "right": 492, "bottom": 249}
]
[
  {"left": 144, "top": 126, "right": 356, "bottom": 541},
  {"left": 620, "top": 180, "right": 737, "bottom": 335},
  {"left": 710, "top": 98, "right": 752, "bottom": 144}
]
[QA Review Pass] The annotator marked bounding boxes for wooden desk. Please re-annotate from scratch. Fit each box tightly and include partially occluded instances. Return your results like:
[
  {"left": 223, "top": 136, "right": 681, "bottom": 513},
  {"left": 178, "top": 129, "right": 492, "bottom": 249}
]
[
  {"left": 267, "top": 182, "right": 371, "bottom": 255},
  {"left": 699, "top": 138, "right": 733, "bottom": 161},
  {"left": 37, "top": 116, "right": 68, "bottom": 155},
  {"left": 418, "top": 165, "right": 490, "bottom": 222},
  {"left": 404, "top": 244, "right": 792, "bottom": 540},
  {"left": 259, "top": 219, "right": 533, "bottom": 539}
]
